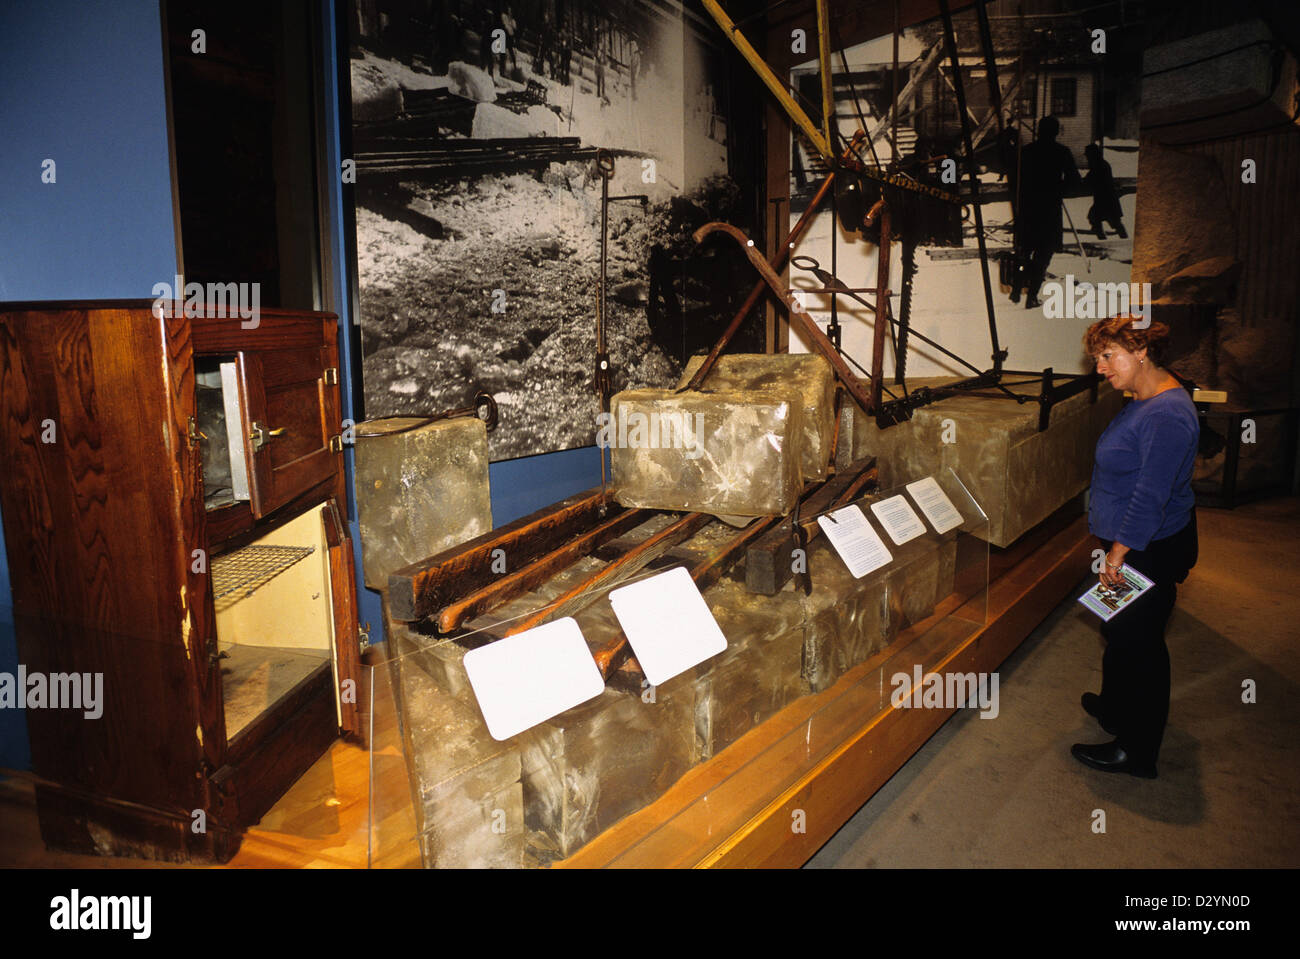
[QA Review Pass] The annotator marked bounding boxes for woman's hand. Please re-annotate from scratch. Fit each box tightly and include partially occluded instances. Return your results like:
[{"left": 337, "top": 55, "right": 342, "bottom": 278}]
[{"left": 1100, "top": 544, "right": 1130, "bottom": 589}]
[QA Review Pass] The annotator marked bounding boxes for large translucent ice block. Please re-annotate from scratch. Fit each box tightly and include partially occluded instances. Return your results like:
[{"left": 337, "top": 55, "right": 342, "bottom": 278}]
[
  {"left": 609, "top": 388, "right": 803, "bottom": 518},
  {"left": 355, "top": 416, "right": 492, "bottom": 589},
  {"left": 800, "top": 540, "right": 891, "bottom": 692},
  {"left": 851, "top": 377, "right": 1123, "bottom": 547},
  {"left": 678, "top": 353, "right": 836, "bottom": 482},
  {"left": 878, "top": 533, "right": 959, "bottom": 635},
  {"left": 684, "top": 577, "right": 807, "bottom": 759},
  {"left": 800, "top": 530, "right": 958, "bottom": 691},
  {"left": 517, "top": 685, "right": 696, "bottom": 860},
  {"left": 393, "top": 656, "right": 524, "bottom": 868}
]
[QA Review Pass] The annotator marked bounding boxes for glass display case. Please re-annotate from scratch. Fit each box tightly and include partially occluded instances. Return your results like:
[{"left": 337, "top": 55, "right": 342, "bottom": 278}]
[{"left": 363, "top": 468, "right": 991, "bottom": 868}]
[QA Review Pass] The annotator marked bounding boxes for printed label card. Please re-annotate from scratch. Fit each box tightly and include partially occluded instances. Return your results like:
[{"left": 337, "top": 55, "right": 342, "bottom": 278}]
[
  {"left": 817, "top": 504, "right": 894, "bottom": 578},
  {"left": 870, "top": 494, "right": 928, "bottom": 545},
  {"left": 905, "top": 476, "right": 964, "bottom": 534}
]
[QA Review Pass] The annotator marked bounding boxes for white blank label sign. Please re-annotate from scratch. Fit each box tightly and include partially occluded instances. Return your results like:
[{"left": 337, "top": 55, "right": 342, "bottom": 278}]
[
  {"left": 870, "top": 494, "right": 927, "bottom": 545},
  {"left": 464, "top": 617, "right": 605, "bottom": 741},
  {"left": 817, "top": 505, "right": 893, "bottom": 578},
  {"left": 906, "top": 476, "right": 964, "bottom": 534},
  {"left": 608, "top": 566, "right": 728, "bottom": 687}
]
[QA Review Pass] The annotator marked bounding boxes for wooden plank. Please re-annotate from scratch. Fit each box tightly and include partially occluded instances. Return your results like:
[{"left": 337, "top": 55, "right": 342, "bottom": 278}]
[
  {"left": 32, "top": 781, "right": 236, "bottom": 864},
  {"left": 869, "top": 40, "right": 944, "bottom": 145},
  {"left": 325, "top": 500, "right": 364, "bottom": 741},
  {"left": 188, "top": 309, "right": 338, "bottom": 353},
  {"left": 691, "top": 515, "right": 783, "bottom": 593},
  {"left": 386, "top": 487, "right": 615, "bottom": 622},
  {"left": 437, "top": 508, "right": 648, "bottom": 633},
  {"left": 506, "top": 512, "right": 712, "bottom": 638},
  {"left": 0, "top": 309, "right": 208, "bottom": 812}
]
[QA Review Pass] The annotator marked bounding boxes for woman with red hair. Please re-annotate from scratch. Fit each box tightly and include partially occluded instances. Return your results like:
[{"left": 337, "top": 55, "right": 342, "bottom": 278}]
[{"left": 1075, "top": 316, "right": 1199, "bottom": 779}]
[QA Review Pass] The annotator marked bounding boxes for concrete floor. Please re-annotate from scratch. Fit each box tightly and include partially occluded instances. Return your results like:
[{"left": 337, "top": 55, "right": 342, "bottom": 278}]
[{"left": 808, "top": 496, "right": 1300, "bottom": 869}]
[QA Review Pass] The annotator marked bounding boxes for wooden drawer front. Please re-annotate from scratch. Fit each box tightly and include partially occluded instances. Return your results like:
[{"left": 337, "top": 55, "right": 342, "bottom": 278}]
[{"left": 243, "top": 347, "right": 337, "bottom": 518}]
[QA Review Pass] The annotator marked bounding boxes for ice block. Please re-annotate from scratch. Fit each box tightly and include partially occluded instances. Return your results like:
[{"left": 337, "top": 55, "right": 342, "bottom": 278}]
[
  {"left": 394, "top": 656, "right": 525, "bottom": 868},
  {"left": 517, "top": 685, "right": 695, "bottom": 860},
  {"left": 851, "top": 376, "right": 1123, "bottom": 546},
  {"left": 678, "top": 353, "right": 836, "bottom": 482},
  {"left": 799, "top": 540, "right": 892, "bottom": 691},
  {"left": 609, "top": 388, "right": 803, "bottom": 518},
  {"left": 685, "top": 577, "right": 807, "bottom": 759},
  {"left": 355, "top": 415, "right": 492, "bottom": 589}
]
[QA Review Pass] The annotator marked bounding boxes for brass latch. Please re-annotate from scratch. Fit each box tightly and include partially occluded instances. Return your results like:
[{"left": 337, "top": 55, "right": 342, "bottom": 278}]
[
  {"left": 249, "top": 422, "right": 286, "bottom": 451},
  {"left": 323, "top": 367, "right": 339, "bottom": 386},
  {"left": 329, "top": 434, "right": 344, "bottom": 453}
]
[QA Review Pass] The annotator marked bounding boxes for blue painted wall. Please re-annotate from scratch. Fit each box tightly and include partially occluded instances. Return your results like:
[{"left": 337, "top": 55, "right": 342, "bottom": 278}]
[
  {"left": 490, "top": 447, "right": 603, "bottom": 526},
  {"left": 0, "top": 0, "right": 598, "bottom": 769},
  {"left": 0, "top": 0, "right": 178, "bottom": 771},
  {"left": 0, "top": 0, "right": 178, "bottom": 301}
]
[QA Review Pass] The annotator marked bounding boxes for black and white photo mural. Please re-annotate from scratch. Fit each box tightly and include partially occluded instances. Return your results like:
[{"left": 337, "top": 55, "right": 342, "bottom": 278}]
[
  {"left": 787, "top": 1, "right": 1144, "bottom": 381},
  {"left": 348, "top": 0, "right": 745, "bottom": 461}
]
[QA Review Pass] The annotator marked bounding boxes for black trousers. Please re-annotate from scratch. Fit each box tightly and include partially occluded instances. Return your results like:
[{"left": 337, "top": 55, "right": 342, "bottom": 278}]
[{"left": 1097, "top": 511, "right": 1198, "bottom": 768}]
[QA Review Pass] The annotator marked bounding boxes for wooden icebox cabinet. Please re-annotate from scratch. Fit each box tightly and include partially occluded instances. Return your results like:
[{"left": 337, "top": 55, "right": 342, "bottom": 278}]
[{"left": 0, "top": 301, "right": 362, "bottom": 862}]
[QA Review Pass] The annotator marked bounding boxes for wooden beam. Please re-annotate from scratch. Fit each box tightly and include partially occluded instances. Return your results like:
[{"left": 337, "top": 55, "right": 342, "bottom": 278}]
[
  {"left": 700, "top": 0, "right": 833, "bottom": 162},
  {"left": 385, "top": 488, "right": 616, "bottom": 622},
  {"left": 869, "top": 41, "right": 943, "bottom": 146},
  {"left": 436, "top": 508, "right": 649, "bottom": 633},
  {"left": 816, "top": 0, "right": 835, "bottom": 150},
  {"left": 505, "top": 512, "right": 713, "bottom": 638}
]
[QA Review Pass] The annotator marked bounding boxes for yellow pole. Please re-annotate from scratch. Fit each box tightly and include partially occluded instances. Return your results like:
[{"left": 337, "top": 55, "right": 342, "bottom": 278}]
[
  {"left": 699, "top": 0, "right": 833, "bottom": 161},
  {"left": 816, "top": 0, "right": 835, "bottom": 150}
]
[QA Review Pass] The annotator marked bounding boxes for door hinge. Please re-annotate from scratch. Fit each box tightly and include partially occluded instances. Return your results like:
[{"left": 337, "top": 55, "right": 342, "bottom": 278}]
[
  {"left": 187, "top": 416, "right": 203, "bottom": 449},
  {"left": 358, "top": 621, "right": 372, "bottom": 654},
  {"left": 323, "top": 367, "right": 339, "bottom": 386},
  {"left": 329, "top": 434, "right": 344, "bottom": 453}
]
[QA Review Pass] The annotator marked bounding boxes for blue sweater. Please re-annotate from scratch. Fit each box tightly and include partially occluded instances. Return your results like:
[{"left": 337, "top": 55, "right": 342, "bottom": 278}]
[{"left": 1088, "top": 387, "right": 1199, "bottom": 551}]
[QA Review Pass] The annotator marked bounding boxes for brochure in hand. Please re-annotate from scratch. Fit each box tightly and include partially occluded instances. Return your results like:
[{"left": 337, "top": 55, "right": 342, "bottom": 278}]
[{"left": 1078, "top": 563, "right": 1155, "bottom": 621}]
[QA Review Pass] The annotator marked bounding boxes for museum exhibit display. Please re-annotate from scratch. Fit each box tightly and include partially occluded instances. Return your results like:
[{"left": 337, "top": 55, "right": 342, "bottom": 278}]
[
  {"left": 3, "top": 0, "right": 1298, "bottom": 874},
  {"left": 366, "top": 463, "right": 989, "bottom": 867}
]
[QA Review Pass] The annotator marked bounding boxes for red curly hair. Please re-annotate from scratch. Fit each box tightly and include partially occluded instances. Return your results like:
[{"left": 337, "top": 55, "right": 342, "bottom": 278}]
[{"left": 1082, "top": 315, "right": 1172, "bottom": 366}]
